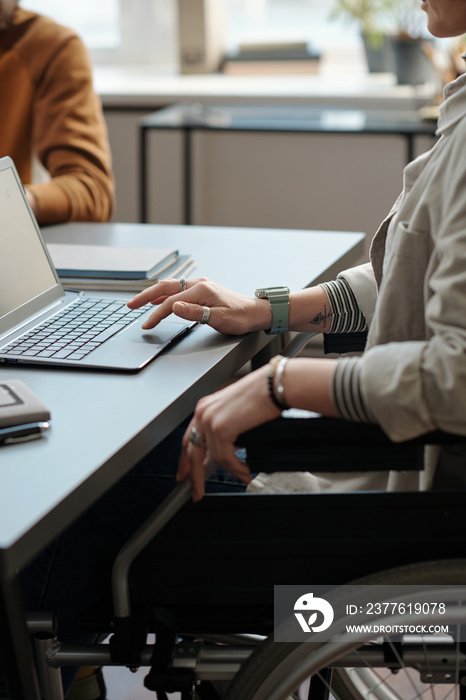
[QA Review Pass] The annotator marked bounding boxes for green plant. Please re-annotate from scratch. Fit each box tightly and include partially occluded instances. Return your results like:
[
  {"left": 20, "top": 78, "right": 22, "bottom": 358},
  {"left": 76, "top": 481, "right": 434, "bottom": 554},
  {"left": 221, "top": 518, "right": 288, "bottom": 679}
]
[
  {"left": 330, "top": 0, "right": 390, "bottom": 46},
  {"left": 331, "top": 0, "right": 426, "bottom": 44}
]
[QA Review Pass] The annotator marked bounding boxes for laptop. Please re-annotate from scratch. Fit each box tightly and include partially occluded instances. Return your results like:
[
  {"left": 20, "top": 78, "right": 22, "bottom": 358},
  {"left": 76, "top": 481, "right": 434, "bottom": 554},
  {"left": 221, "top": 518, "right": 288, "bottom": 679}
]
[{"left": 0, "top": 156, "right": 194, "bottom": 371}]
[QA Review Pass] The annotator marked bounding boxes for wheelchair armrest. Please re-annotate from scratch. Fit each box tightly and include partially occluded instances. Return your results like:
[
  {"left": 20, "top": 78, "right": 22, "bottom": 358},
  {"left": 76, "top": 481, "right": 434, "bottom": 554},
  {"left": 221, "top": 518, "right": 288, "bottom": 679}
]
[
  {"left": 323, "top": 331, "right": 368, "bottom": 354},
  {"left": 237, "top": 415, "right": 466, "bottom": 474}
]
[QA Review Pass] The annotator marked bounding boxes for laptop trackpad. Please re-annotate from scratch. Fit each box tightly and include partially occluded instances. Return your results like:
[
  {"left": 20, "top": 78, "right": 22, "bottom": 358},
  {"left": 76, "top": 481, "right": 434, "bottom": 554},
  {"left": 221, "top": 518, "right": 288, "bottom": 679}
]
[
  {"left": 123, "top": 319, "right": 192, "bottom": 345},
  {"left": 87, "top": 319, "right": 193, "bottom": 370}
]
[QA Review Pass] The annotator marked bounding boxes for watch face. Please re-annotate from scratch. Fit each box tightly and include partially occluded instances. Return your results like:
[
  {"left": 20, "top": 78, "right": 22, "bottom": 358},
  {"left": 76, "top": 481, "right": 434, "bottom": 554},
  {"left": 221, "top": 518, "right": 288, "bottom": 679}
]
[{"left": 255, "top": 287, "right": 289, "bottom": 298}]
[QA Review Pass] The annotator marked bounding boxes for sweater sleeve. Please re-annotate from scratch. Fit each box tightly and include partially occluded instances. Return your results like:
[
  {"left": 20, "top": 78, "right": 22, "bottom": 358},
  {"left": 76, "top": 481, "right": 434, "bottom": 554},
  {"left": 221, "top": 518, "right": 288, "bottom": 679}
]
[
  {"left": 331, "top": 356, "right": 377, "bottom": 423},
  {"left": 317, "top": 277, "right": 375, "bottom": 424},
  {"left": 25, "top": 26, "right": 114, "bottom": 225},
  {"left": 320, "top": 278, "right": 368, "bottom": 333},
  {"left": 318, "top": 266, "right": 379, "bottom": 424}
]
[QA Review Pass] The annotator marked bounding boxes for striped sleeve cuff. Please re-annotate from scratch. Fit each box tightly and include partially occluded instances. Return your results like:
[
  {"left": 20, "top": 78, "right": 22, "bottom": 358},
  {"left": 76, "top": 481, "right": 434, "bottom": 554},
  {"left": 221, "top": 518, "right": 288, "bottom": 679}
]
[
  {"left": 320, "top": 279, "right": 368, "bottom": 334},
  {"left": 331, "top": 357, "right": 376, "bottom": 423}
]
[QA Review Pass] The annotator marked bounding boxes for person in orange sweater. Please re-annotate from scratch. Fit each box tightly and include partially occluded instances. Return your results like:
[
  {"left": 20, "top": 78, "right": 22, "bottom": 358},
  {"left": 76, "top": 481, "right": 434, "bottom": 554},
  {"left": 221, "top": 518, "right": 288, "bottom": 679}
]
[{"left": 0, "top": 1, "right": 115, "bottom": 225}]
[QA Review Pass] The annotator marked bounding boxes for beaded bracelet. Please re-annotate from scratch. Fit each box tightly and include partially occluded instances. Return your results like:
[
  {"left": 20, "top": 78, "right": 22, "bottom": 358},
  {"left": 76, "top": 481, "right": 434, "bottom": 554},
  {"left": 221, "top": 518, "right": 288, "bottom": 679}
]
[{"left": 267, "top": 355, "right": 290, "bottom": 410}]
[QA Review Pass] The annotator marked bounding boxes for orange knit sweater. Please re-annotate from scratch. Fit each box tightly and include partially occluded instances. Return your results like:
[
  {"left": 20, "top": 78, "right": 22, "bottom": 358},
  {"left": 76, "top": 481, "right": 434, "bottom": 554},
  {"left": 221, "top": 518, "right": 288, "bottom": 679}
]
[{"left": 0, "top": 8, "right": 115, "bottom": 225}]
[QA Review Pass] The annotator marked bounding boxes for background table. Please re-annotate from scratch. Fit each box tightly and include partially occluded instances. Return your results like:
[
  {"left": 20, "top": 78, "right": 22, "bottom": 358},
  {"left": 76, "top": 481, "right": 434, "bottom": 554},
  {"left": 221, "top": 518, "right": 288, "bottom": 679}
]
[{"left": 0, "top": 222, "right": 364, "bottom": 698}]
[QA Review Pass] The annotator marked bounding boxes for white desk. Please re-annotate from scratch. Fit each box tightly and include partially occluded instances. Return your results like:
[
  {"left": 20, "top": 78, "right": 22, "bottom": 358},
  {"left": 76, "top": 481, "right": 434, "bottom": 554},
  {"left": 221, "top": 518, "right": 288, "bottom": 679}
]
[{"left": 0, "top": 223, "right": 364, "bottom": 698}]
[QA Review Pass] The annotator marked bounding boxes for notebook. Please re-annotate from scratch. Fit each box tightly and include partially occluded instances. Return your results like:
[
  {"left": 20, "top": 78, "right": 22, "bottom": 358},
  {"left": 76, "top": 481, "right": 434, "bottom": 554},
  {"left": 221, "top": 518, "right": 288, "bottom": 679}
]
[
  {"left": 54, "top": 253, "right": 196, "bottom": 292},
  {"left": 0, "top": 156, "right": 194, "bottom": 371},
  {"left": 48, "top": 242, "right": 178, "bottom": 279}
]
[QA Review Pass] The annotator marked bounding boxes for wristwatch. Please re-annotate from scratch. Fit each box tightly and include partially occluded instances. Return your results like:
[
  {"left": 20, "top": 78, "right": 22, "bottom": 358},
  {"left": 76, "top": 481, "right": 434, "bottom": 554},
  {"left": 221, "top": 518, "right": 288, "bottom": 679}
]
[{"left": 255, "top": 286, "right": 290, "bottom": 334}]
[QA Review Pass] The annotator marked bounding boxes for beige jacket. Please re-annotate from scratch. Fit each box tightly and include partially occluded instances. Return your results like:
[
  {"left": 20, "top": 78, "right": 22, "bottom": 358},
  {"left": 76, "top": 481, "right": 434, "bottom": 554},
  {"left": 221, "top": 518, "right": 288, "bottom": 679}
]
[{"left": 250, "top": 72, "right": 466, "bottom": 494}]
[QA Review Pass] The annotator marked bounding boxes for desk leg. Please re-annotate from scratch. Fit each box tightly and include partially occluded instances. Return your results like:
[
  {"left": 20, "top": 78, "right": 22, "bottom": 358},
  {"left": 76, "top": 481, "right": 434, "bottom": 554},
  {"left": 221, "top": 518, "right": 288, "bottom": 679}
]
[{"left": 0, "top": 574, "right": 41, "bottom": 699}]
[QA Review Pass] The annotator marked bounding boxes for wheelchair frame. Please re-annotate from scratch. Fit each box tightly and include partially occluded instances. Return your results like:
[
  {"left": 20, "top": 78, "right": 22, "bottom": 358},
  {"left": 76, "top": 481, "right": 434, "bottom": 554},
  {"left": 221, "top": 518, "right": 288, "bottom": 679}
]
[
  {"left": 28, "top": 332, "right": 466, "bottom": 700},
  {"left": 30, "top": 430, "right": 466, "bottom": 700}
]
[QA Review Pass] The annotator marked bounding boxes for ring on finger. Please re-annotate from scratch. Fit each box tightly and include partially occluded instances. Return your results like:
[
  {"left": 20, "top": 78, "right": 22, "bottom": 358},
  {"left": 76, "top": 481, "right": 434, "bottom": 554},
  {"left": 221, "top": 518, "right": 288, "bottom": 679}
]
[
  {"left": 179, "top": 277, "right": 187, "bottom": 292},
  {"left": 199, "top": 306, "right": 211, "bottom": 324},
  {"left": 190, "top": 426, "right": 206, "bottom": 448}
]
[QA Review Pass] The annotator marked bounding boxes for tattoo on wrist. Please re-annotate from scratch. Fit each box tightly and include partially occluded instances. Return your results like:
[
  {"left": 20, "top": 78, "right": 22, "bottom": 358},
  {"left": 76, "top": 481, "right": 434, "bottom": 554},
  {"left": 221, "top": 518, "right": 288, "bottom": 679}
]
[{"left": 310, "top": 305, "right": 332, "bottom": 329}]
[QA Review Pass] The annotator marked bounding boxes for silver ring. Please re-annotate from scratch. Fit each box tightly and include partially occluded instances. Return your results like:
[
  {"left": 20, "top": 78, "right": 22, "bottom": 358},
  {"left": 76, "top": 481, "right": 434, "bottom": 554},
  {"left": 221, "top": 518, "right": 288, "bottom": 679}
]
[
  {"left": 190, "top": 426, "right": 205, "bottom": 448},
  {"left": 199, "top": 306, "right": 211, "bottom": 324},
  {"left": 179, "top": 277, "right": 187, "bottom": 292}
]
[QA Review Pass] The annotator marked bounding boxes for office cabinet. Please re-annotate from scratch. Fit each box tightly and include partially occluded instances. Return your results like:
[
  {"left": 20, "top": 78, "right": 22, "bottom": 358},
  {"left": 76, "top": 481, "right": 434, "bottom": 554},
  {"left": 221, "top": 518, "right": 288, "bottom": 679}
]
[
  {"left": 190, "top": 130, "right": 404, "bottom": 236},
  {"left": 141, "top": 104, "right": 437, "bottom": 257},
  {"left": 104, "top": 109, "right": 154, "bottom": 223}
]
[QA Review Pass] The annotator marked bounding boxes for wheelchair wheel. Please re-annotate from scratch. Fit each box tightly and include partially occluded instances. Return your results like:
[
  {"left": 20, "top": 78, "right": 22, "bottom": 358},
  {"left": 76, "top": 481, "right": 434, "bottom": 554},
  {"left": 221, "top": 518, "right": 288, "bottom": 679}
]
[{"left": 224, "top": 559, "right": 466, "bottom": 700}]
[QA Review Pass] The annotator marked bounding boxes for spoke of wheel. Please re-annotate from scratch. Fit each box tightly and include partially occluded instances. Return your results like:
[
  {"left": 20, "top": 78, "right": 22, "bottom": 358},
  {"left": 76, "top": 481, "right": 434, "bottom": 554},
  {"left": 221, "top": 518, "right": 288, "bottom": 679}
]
[
  {"left": 434, "top": 624, "right": 462, "bottom": 700},
  {"left": 442, "top": 656, "right": 460, "bottom": 700},
  {"left": 305, "top": 670, "right": 349, "bottom": 700},
  {"left": 385, "top": 637, "right": 424, "bottom": 699},
  {"left": 438, "top": 675, "right": 459, "bottom": 700},
  {"left": 377, "top": 669, "right": 428, "bottom": 700},
  {"left": 365, "top": 668, "right": 402, "bottom": 699},
  {"left": 352, "top": 641, "right": 438, "bottom": 700},
  {"left": 352, "top": 646, "right": 405, "bottom": 700},
  {"left": 440, "top": 685, "right": 457, "bottom": 700},
  {"left": 419, "top": 637, "right": 436, "bottom": 700},
  {"left": 418, "top": 684, "right": 442, "bottom": 700}
]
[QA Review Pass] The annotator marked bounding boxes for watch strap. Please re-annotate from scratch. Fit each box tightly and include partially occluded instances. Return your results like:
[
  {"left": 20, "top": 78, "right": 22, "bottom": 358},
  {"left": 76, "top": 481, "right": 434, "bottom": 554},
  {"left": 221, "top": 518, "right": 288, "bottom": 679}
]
[
  {"left": 268, "top": 296, "right": 289, "bottom": 334},
  {"left": 255, "top": 286, "right": 290, "bottom": 334}
]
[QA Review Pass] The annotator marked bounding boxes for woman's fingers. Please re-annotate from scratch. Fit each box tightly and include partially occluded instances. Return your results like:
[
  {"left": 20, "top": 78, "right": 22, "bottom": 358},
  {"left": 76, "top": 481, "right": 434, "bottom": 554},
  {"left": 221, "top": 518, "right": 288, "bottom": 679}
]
[
  {"left": 140, "top": 289, "right": 209, "bottom": 329},
  {"left": 177, "top": 417, "right": 209, "bottom": 500},
  {"left": 176, "top": 393, "right": 255, "bottom": 501},
  {"left": 172, "top": 301, "right": 212, "bottom": 325},
  {"left": 128, "top": 276, "right": 258, "bottom": 334},
  {"left": 128, "top": 277, "right": 217, "bottom": 330},
  {"left": 127, "top": 278, "right": 188, "bottom": 309}
]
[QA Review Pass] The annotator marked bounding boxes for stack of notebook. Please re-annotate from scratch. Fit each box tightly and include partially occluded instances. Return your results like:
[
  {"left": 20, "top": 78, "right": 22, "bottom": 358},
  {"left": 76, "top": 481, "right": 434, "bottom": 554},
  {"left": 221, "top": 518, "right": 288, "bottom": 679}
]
[
  {"left": 222, "top": 41, "right": 321, "bottom": 75},
  {"left": 47, "top": 243, "right": 195, "bottom": 291}
]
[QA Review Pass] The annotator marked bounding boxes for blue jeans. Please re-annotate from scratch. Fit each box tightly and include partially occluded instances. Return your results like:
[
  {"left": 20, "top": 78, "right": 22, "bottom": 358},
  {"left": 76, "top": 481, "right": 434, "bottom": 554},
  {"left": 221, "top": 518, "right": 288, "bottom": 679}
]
[{"left": 0, "top": 420, "right": 247, "bottom": 698}]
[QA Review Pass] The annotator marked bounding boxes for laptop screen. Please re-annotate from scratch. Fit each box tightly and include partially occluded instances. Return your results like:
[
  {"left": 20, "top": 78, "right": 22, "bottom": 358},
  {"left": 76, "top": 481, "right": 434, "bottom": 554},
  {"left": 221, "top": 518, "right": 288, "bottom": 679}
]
[
  {"left": 0, "top": 159, "right": 63, "bottom": 337},
  {"left": 0, "top": 167, "right": 57, "bottom": 319}
]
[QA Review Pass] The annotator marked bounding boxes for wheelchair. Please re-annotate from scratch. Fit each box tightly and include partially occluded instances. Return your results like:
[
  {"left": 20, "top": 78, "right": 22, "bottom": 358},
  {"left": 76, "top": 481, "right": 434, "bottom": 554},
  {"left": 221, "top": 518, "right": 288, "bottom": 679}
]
[{"left": 28, "top": 333, "right": 466, "bottom": 700}]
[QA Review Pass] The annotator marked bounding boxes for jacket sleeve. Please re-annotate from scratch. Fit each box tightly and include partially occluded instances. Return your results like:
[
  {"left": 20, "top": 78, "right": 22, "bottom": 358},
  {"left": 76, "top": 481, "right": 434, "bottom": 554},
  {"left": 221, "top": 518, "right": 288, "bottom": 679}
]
[
  {"left": 26, "top": 30, "right": 115, "bottom": 225},
  {"left": 336, "top": 262, "right": 378, "bottom": 327}
]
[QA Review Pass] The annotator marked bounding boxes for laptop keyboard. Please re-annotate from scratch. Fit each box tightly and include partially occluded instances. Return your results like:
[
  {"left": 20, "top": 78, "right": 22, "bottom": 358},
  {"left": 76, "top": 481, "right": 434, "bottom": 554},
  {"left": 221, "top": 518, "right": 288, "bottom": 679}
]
[{"left": 0, "top": 297, "right": 148, "bottom": 361}]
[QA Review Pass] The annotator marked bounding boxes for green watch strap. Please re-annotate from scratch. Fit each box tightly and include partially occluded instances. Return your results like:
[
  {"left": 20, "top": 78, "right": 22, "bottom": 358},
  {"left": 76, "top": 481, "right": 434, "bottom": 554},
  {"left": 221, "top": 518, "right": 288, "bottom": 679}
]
[{"left": 255, "top": 286, "right": 290, "bottom": 334}]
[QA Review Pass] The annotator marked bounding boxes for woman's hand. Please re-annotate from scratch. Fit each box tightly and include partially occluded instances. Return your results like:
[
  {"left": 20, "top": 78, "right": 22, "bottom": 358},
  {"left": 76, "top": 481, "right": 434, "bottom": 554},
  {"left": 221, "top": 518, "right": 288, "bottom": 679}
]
[
  {"left": 177, "top": 356, "right": 338, "bottom": 500},
  {"left": 177, "top": 364, "right": 281, "bottom": 501},
  {"left": 127, "top": 277, "right": 271, "bottom": 335}
]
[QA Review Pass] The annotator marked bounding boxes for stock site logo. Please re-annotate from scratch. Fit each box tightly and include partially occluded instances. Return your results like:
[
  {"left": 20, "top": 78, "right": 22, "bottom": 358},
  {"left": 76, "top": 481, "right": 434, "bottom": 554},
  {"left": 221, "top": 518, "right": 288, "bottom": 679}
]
[{"left": 294, "top": 593, "right": 334, "bottom": 633}]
